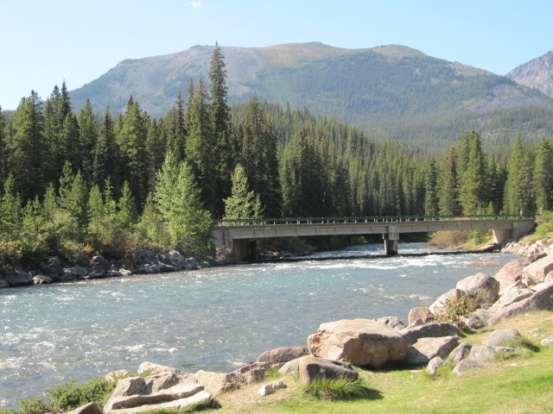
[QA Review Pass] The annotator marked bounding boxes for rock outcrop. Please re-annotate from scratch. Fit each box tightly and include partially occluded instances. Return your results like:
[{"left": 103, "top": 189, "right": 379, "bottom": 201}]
[{"left": 297, "top": 356, "right": 359, "bottom": 385}]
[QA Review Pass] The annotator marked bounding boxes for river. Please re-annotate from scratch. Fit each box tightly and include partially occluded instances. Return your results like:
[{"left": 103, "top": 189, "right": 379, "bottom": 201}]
[{"left": 0, "top": 243, "right": 516, "bottom": 408}]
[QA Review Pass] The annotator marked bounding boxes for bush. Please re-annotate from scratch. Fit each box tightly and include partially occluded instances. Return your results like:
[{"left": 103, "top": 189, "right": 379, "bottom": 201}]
[
  {"left": 428, "top": 231, "right": 469, "bottom": 249},
  {"left": 48, "top": 378, "right": 115, "bottom": 411},
  {"left": 303, "top": 377, "right": 373, "bottom": 401},
  {"left": 17, "top": 399, "right": 53, "bottom": 414}
]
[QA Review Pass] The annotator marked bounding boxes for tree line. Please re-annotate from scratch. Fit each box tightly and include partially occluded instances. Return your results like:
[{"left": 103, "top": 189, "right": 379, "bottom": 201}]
[{"left": 0, "top": 45, "right": 550, "bottom": 266}]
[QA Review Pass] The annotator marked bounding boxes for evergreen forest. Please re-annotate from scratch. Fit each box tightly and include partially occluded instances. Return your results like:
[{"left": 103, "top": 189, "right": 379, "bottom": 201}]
[{"left": 0, "top": 46, "right": 551, "bottom": 266}]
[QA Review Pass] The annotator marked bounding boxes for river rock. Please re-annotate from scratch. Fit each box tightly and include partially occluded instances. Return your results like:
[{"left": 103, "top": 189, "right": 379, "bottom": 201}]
[
  {"left": 193, "top": 370, "right": 236, "bottom": 395},
  {"left": 469, "top": 345, "right": 515, "bottom": 362},
  {"left": 522, "top": 255, "right": 553, "bottom": 286},
  {"left": 257, "top": 380, "right": 286, "bottom": 396},
  {"left": 33, "top": 274, "right": 53, "bottom": 284},
  {"left": 405, "top": 336, "right": 459, "bottom": 366},
  {"left": 226, "top": 362, "right": 270, "bottom": 385},
  {"left": 138, "top": 362, "right": 181, "bottom": 376},
  {"left": 453, "top": 359, "right": 483, "bottom": 375},
  {"left": 61, "top": 266, "right": 88, "bottom": 281},
  {"left": 307, "top": 318, "right": 408, "bottom": 368},
  {"left": 456, "top": 272, "right": 499, "bottom": 308},
  {"left": 105, "top": 370, "right": 134, "bottom": 382},
  {"left": 66, "top": 402, "right": 103, "bottom": 414},
  {"left": 407, "top": 307, "right": 434, "bottom": 327},
  {"left": 488, "top": 283, "right": 553, "bottom": 324},
  {"left": 40, "top": 256, "right": 64, "bottom": 277},
  {"left": 429, "top": 288, "right": 465, "bottom": 316},
  {"left": 256, "top": 346, "right": 308, "bottom": 364},
  {"left": 426, "top": 356, "right": 445, "bottom": 376},
  {"left": 0, "top": 279, "right": 9, "bottom": 288},
  {"left": 448, "top": 342, "right": 472, "bottom": 362},
  {"left": 485, "top": 329, "right": 520, "bottom": 347},
  {"left": 459, "top": 311, "right": 487, "bottom": 329},
  {"left": 297, "top": 356, "right": 358, "bottom": 385},
  {"left": 400, "top": 322, "right": 459, "bottom": 345},
  {"left": 373, "top": 316, "right": 406, "bottom": 331},
  {"left": 5, "top": 270, "right": 33, "bottom": 287},
  {"left": 494, "top": 255, "right": 545, "bottom": 291},
  {"left": 490, "top": 281, "right": 534, "bottom": 314},
  {"left": 278, "top": 358, "right": 300, "bottom": 376}
]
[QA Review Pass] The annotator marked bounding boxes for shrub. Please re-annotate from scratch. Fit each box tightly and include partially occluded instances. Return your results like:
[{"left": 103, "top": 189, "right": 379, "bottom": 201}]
[
  {"left": 18, "top": 399, "right": 53, "bottom": 414},
  {"left": 436, "top": 293, "right": 478, "bottom": 330},
  {"left": 48, "top": 378, "right": 115, "bottom": 411},
  {"left": 303, "top": 377, "right": 372, "bottom": 401}
]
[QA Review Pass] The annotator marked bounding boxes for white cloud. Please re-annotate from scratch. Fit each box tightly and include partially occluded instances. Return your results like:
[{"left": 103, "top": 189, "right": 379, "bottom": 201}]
[{"left": 188, "top": 1, "right": 206, "bottom": 9}]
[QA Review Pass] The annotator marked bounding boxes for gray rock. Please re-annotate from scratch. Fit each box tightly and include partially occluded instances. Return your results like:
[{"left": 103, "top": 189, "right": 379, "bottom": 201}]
[
  {"left": 0, "top": 279, "right": 9, "bottom": 288},
  {"left": 407, "top": 307, "right": 434, "bottom": 326},
  {"left": 405, "top": 336, "right": 459, "bottom": 366},
  {"left": 257, "top": 346, "right": 308, "bottom": 364},
  {"left": 61, "top": 267, "right": 88, "bottom": 281},
  {"left": 460, "top": 312, "right": 487, "bottom": 329},
  {"left": 400, "top": 322, "right": 459, "bottom": 345},
  {"left": 540, "top": 337, "right": 553, "bottom": 346},
  {"left": 257, "top": 380, "right": 286, "bottom": 396},
  {"left": 193, "top": 370, "right": 235, "bottom": 395},
  {"left": 5, "top": 270, "right": 33, "bottom": 287},
  {"left": 278, "top": 358, "right": 300, "bottom": 376},
  {"left": 494, "top": 257, "right": 536, "bottom": 291},
  {"left": 488, "top": 284, "right": 534, "bottom": 314},
  {"left": 138, "top": 362, "right": 181, "bottom": 376},
  {"left": 226, "top": 362, "right": 270, "bottom": 385},
  {"left": 456, "top": 272, "right": 499, "bottom": 308},
  {"left": 65, "top": 402, "right": 102, "bottom": 414},
  {"left": 373, "top": 316, "right": 406, "bottom": 331},
  {"left": 297, "top": 356, "right": 358, "bottom": 385},
  {"left": 489, "top": 283, "right": 553, "bottom": 324},
  {"left": 485, "top": 329, "right": 521, "bottom": 347},
  {"left": 453, "top": 359, "right": 483, "bottom": 375},
  {"left": 426, "top": 356, "right": 445, "bottom": 376},
  {"left": 33, "top": 275, "right": 53, "bottom": 284},
  {"left": 469, "top": 345, "right": 515, "bottom": 362},
  {"left": 522, "top": 255, "right": 553, "bottom": 286},
  {"left": 307, "top": 318, "right": 408, "bottom": 368},
  {"left": 448, "top": 342, "right": 472, "bottom": 363}
]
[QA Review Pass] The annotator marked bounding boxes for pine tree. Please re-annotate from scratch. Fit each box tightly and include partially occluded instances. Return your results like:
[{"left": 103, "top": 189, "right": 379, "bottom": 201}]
[
  {"left": 185, "top": 78, "right": 216, "bottom": 214},
  {"left": 0, "top": 106, "right": 6, "bottom": 190},
  {"left": 209, "top": 43, "right": 236, "bottom": 216},
  {"left": 0, "top": 174, "right": 22, "bottom": 236},
  {"left": 458, "top": 132, "right": 487, "bottom": 215},
  {"left": 76, "top": 99, "right": 99, "bottom": 187},
  {"left": 153, "top": 152, "right": 213, "bottom": 251},
  {"left": 424, "top": 158, "right": 439, "bottom": 216},
  {"left": 504, "top": 136, "right": 535, "bottom": 215},
  {"left": 93, "top": 107, "right": 118, "bottom": 191},
  {"left": 8, "top": 91, "right": 47, "bottom": 201},
  {"left": 534, "top": 138, "right": 553, "bottom": 212},
  {"left": 438, "top": 147, "right": 460, "bottom": 216},
  {"left": 223, "top": 164, "right": 260, "bottom": 220},
  {"left": 165, "top": 92, "right": 186, "bottom": 162},
  {"left": 116, "top": 97, "right": 148, "bottom": 208}
]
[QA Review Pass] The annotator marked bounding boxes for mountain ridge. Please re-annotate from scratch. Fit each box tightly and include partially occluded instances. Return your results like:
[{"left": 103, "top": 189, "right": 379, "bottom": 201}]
[{"left": 69, "top": 42, "right": 553, "bottom": 147}]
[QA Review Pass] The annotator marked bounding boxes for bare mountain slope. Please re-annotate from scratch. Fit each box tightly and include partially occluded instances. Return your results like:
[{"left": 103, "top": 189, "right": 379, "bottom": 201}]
[{"left": 507, "top": 50, "right": 553, "bottom": 97}]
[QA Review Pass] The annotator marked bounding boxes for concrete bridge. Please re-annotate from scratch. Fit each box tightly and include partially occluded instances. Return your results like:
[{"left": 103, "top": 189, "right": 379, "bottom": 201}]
[{"left": 212, "top": 215, "right": 536, "bottom": 260}]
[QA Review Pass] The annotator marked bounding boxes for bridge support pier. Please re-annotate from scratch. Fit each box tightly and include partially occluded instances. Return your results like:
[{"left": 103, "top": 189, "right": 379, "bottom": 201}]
[
  {"left": 493, "top": 228, "right": 511, "bottom": 244},
  {"left": 383, "top": 226, "right": 399, "bottom": 256},
  {"left": 233, "top": 239, "right": 257, "bottom": 261}
]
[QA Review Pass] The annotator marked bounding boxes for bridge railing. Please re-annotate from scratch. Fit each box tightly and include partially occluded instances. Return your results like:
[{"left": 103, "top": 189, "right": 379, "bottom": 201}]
[{"left": 213, "top": 214, "right": 535, "bottom": 227}]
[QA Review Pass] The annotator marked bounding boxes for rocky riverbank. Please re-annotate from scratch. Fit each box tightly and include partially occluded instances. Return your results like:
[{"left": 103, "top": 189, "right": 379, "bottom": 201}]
[{"left": 52, "top": 238, "right": 553, "bottom": 414}]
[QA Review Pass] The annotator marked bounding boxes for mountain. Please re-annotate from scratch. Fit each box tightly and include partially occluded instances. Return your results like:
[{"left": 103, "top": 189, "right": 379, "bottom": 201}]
[
  {"left": 507, "top": 50, "right": 553, "bottom": 98},
  {"left": 70, "top": 43, "right": 553, "bottom": 148}
]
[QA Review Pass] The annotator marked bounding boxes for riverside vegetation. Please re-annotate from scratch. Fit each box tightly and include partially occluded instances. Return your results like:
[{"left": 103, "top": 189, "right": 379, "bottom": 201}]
[{"left": 1, "top": 45, "right": 553, "bottom": 279}]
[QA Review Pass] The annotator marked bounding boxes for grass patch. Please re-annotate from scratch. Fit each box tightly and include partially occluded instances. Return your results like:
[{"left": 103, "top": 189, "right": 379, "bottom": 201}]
[{"left": 303, "top": 377, "right": 378, "bottom": 402}]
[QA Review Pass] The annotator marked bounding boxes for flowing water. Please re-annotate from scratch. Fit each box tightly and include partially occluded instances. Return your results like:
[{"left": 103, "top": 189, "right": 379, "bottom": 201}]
[{"left": 0, "top": 243, "right": 516, "bottom": 407}]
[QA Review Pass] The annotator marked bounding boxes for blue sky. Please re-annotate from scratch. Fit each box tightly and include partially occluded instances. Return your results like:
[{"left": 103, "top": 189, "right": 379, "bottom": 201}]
[{"left": 1, "top": 0, "right": 552, "bottom": 110}]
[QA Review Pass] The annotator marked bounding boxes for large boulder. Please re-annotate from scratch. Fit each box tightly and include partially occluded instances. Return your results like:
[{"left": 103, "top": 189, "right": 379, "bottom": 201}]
[
  {"left": 0, "top": 279, "right": 9, "bottom": 288},
  {"left": 452, "top": 359, "right": 483, "bottom": 375},
  {"left": 448, "top": 342, "right": 472, "bottom": 363},
  {"left": 297, "top": 356, "right": 358, "bottom": 385},
  {"left": 522, "top": 255, "right": 553, "bottom": 286},
  {"left": 226, "top": 362, "right": 270, "bottom": 386},
  {"left": 307, "top": 318, "right": 408, "bottom": 368},
  {"left": 469, "top": 345, "right": 515, "bottom": 362},
  {"left": 373, "top": 316, "right": 406, "bottom": 331},
  {"left": 488, "top": 283, "right": 553, "bottom": 324},
  {"left": 404, "top": 336, "right": 459, "bottom": 366},
  {"left": 399, "top": 322, "right": 459, "bottom": 345},
  {"left": 494, "top": 255, "right": 543, "bottom": 291},
  {"left": 407, "top": 307, "right": 434, "bottom": 327},
  {"left": 485, "top": 329, "right": 521, "bottom": 347},
  {"left": 256, "top": 346, "right": 308, "bottom": 364},
  {"left": 456, "top": 272, "right": 499, "bottom": 308},
  {"left": 488, "top": 282, "right": 534, "bottom": 314},
  {"left": 193, "top": 370, "right": 235, "bottom": 395},
  {"left": 5, "top": 270, "right": 33, "bottom": 287},
  {"left": 65, "top": 402, "right": 103, "bottom": 414}
]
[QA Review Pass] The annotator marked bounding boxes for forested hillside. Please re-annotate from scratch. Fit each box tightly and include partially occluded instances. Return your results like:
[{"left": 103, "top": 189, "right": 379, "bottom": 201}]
[
  {"left": 69, "top": 43, "right": 553, "bottom": 150},
  {"left": 0, "top": 46, "right": 551, "bottom": 267}
]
